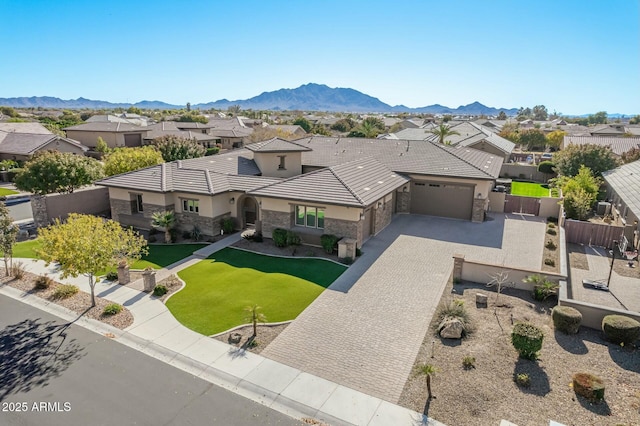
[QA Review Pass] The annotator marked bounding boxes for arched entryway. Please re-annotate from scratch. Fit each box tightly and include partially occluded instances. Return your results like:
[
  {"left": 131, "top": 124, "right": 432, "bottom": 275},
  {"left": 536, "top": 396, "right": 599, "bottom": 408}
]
[{"left": 237, "top": 195, "right": 260, "bottom": 229}]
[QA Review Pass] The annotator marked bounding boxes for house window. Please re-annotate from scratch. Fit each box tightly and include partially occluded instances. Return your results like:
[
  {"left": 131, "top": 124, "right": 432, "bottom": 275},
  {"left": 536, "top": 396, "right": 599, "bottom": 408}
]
[
  {"left": 278, "top": 155, "right": 286, "bottom": 170},
  {"left": 182, "top": 199, "right": 199, "bottom": 214},
  {"left": 132, "top": 194, "right": 143, "bottom": 213},
  {"left": 295, "top": 205, "right": 324, "bottom": 229}
]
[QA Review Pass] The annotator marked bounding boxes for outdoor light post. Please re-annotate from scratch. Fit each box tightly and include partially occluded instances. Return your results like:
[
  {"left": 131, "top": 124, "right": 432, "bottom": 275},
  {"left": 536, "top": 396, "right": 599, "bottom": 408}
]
[{"left": 606, "top": 240, "right": 618, "bottom": 288}]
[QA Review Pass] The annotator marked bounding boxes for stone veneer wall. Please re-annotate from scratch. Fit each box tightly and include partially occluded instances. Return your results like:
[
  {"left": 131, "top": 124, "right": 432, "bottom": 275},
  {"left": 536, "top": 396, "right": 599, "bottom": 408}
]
[
  {"left": 324, "top": 218, "right": 361, "bottom": 247},
  {"left": 110, "top": 198, "right": 132, "bottom": 222},
  {"left": 472, "top": 198, "right": 487, "bottom": 223},
  {"left": 31, "top": 196, "right": 48, "bottom": 228},
  {"left": 261, "top": 210, "right": 293, "bottom": 238},
  {"left": 142, "top": 203, "right": 173, "bottom": 219},
  {"left": 175, "top": 211, "right": 230, "bottom": 236},
  {"left": 373, "top": 202, "right": 393, "bottom": 235},
  {"left": 396, "top": 191, "right": 411, "bottom": 213}
]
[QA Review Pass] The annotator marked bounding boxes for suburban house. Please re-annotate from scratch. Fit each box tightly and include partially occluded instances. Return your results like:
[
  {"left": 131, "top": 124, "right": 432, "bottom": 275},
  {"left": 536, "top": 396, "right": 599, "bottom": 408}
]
[
  {"left": 85, "top": 113, "right": 151, "bottom": 127},
  {"left": 63, "top": 122, "right": 149, "bottom": 149},
  {"left": 97, "top": 136, "right": 501, "bottom": 247},
  {"left": 602, "top": 159, "right": 640, "bottom": 251},
  {"left": 143, "top": 122, "right": 220, "bottom": 149},
  {"left": 0, "top": 122, "right": 88, "bottom": 161},
  {"left": 563, "top": 136, "right": 640, "bottom": 157}
]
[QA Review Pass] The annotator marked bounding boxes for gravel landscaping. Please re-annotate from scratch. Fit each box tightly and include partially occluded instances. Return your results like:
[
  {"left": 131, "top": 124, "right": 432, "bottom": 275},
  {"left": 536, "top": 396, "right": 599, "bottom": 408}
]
[
  {"left": 213, "top": 323, "right": 289, "bottom": 355},
  {"left": 399, "top": 279, "right": 640, "bottom": 426}
]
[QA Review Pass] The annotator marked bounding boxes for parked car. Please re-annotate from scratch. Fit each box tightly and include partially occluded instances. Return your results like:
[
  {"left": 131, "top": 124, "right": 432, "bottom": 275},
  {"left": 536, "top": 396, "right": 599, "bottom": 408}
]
[{"left": 540, "top": 153, "right": 553, "bottom": 161}]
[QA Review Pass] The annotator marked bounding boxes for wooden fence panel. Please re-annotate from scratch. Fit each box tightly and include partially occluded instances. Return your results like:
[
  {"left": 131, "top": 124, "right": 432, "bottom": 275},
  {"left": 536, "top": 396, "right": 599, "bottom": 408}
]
[
  {"left": 504, "top": 195, "right": 541, "bottom": 215},
  {"left": 564, "top": 219, "right": 624, "bottom": 248}
]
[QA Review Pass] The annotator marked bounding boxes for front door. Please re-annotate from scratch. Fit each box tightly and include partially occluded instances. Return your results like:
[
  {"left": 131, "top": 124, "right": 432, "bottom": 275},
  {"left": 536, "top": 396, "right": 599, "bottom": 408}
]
[{"left": 243, "top": 198, "right": 257, "bottom": 227}]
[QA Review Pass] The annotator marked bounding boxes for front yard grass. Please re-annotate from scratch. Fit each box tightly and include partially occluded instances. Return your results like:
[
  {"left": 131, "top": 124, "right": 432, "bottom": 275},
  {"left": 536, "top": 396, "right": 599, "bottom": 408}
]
[
  {"left": 511, "top": 181, "right": 550, "bottom": 197},
  {"left": 0, "top": 188, "right": 19, "bottom": 196},
  {"left": 168, "top": 247, "right": 347, "bottom": 335},
  {"left": 13, "top": 239, "right": 42, "bottom": 259}
]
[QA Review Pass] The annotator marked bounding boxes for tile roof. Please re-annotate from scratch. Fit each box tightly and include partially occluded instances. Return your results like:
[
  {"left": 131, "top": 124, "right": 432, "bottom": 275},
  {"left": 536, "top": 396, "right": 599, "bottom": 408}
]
[
  {"left": 245, "top": 138, "right": 313, "bottom": 153},
  {"left": 564, "top": 136, "right": 640, "bottom": 156},
  {"left": 249, "top": 157, "right": 409, "bottom": 207},
  {"left": 603, "top": 160, "right": 640, "bottom": 219},
  {"left": 0, "top": 122, "right": 51, "bottom": 134},
  {"left": 63, "top": 122, "right": 147, "bottom": 132},
  {"left": 0, "top": 133, "right": 88, "bottom": 155}
]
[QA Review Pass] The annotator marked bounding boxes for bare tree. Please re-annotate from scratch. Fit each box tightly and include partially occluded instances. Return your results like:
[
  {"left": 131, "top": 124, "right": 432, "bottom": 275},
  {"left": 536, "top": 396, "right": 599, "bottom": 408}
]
[{"left": 486, "top": 269, "right": 514, "bottom": 303}]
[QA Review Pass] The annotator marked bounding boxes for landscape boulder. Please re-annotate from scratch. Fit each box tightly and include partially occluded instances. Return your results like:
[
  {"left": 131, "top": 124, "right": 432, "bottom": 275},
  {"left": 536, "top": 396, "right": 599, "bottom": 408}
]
[{"left": 439, "top": 317, "right": 464, "bottom": 339}]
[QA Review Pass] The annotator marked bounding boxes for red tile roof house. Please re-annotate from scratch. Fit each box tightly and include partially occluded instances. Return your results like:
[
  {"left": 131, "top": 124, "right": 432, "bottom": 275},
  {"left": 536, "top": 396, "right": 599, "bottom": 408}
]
[{"left": 97, "top": 136, "right": 500, "bottom": 248}]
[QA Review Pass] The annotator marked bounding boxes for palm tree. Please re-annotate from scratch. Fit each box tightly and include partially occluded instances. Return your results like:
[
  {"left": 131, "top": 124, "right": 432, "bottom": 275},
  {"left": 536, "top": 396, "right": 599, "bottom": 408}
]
[
  {"left": 244, "top": 304, "right": 267, "bottom": 337},
  {"left": 430, "top": 124, "right": 460, "bottom": 145},
  {"left": 416, "top": 363, "right": 438, "bottom": 399},
  {"left": 151, "top": 211, "right": 175, "bottom": 244}
]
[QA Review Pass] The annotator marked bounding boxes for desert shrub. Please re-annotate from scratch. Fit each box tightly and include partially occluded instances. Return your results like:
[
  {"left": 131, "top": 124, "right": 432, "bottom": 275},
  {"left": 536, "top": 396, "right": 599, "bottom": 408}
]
[
  {"left": 153, "top": 285, "right": 168, "bottom": 297},
  {"left": 546, "top": 228, "right": 557, "bottom": 235},
  {"left": 552, "top": 306, "right": 582, "bottom": 334},
  {"left": 11, "top": 261, "right": 26, "bottom": 279},
  {"left": 547, "top": 223, "right": 556, "bottom": 229},
  {"left": 190, "top": 225, "right": 202, "bottom": 241},
  {"left": 205, "top": 147, "right": 219, "bottom": 156},
  {"left": 544, "top": 258, "right": 555, "bottom": 267},
  {"left": 272, "top": 228, "right": 288, "bottom": 247},
  {"left": 462, "top": 356, "right": 475, "bottom": 370},
  {"left": 221, "top": 217, "right": 234, "bottom": 234},
  {"left": 105, "top": 271, "right": 118, "bottom": 281},
  {"left": 52, "top": 284, "right": 79, "bottom": 300},
  {"left": 320, "top": 234, "right": 340, "bottom": 254},
  {"left": 103, "top": 303, "right": 123, "bottom": 316},
  {"left": 34, "top": 274, "right": 54, "bottom": 290},
  {"left": 532, "top": 280, "right": 559, "bottom": 301},
  {"left": 602, "top": 315, "right": 640, "bottom": 345},
  {"left": 286, "top": 230, "right": 301, "bottom": 246},
  {"left": 545, "top": 240, "right": 557, "bottom": 250},
  {"left": 511, "top": 322, "right": 544, "bottom": 359},
  {"left": 434, "top": 300, "right": 473, "bottom": 336},
  {"left": 515, "top": 373, "right": 531, "bottom": 388},
  {"left": 572, "top": 372, "right": 605, "bottom": 401}
]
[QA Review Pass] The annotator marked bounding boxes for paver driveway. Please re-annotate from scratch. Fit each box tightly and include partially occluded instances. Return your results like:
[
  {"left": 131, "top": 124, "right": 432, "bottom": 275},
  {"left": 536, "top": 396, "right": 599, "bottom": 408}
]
[{"left": 261, "top": 213, "right": 546, "bottom": 403}]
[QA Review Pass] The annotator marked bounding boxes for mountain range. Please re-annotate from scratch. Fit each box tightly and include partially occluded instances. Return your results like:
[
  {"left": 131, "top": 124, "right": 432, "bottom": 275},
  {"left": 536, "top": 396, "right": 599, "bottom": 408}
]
[{"left": 1, "top": 83, "right": 519, "bottom": 115}]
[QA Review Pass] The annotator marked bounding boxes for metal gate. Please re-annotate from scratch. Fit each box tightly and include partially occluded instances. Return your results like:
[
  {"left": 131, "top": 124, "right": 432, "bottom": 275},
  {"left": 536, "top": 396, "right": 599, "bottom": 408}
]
[{"left": 504, "top": 195, "right": 540, "bottom": 215}]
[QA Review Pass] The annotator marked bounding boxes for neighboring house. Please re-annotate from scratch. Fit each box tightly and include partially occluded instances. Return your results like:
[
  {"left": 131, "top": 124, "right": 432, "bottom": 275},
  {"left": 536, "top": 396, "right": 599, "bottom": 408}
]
[
  {"left": 563, "top": 136, "right": 640, "bottom": 157},
  {"left": 86, "top": 113, "right": 151, "bottom": 127},
  {"left": 207, "top": 117, "right": 253, "bottom": 149},
  {"left": 266, "top": 124, "right": 307, "bottom": 137},
  {"left": 602, "top": 160, "right": 640, "bottom": 250},
  {"left": 590, "top": 124, "right": 626, "bottom": 137},
  {"left": 143, "top": 122, "right": 220, "bottom": 149},
  {"left": 0, "top": 122, "right": 88, "bottom": 160},
  {"left": 63, "top": 122, "right": 149, "bottom": 149},
  {"left": 97, "top": 136, "right": 501, "bottom": 248}
]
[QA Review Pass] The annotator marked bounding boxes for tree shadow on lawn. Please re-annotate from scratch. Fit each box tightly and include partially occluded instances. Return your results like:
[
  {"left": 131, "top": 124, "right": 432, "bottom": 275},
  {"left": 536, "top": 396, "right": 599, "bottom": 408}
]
[
  {"left": 513, "top": 358, "right": 551, "bottom": 396},
  {"left": 0, "top": 317, "right": 85, "bottom": 401},
  {"left": 554, "top": 329, "right": 588, "bottom": 355}
]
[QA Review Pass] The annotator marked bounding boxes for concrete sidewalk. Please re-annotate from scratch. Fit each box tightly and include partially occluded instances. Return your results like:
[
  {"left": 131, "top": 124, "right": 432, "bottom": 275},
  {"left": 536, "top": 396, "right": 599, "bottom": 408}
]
[{"left": 1, "top": 236, "right": 440, "bottom": 426}]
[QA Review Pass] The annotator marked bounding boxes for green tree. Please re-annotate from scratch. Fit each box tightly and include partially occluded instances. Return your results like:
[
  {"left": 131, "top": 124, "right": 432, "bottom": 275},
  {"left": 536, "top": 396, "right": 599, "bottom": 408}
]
[
  {"left": 104, "top": 146, "right": 164, "bottom": 176},
  {"left": 552, "top": 144, "right": 619, "bottom": 177},
  {"left": 227, "top": 105, "right": 241, "bottom": 116},
  {"left": 186, "top": 102, "right": 191, "bottom": 112},
  {"left": 532, "top": 105, "right": 548, "bottom": 121},
  {"left": 95, "top": 137, "right": 110, "bottom": 154},
  {"left": 416, "top": 363, "right": 438, "bottom": 400},
  {"left": 37, "top": 214, "right": 148, "bottom": 306},
  {"left": 310, "top": 124, "right": 331, "bottom": 136},
  {"left": 497, "top": 111, "right": 507, "bottom": 120},
  {"left": 430, "top": 124, "right": 460, "bottom": 144},
  {"left": 126, "top": 106, "right": 142, "bottom": 115},
  {"left": 244, "top": 304, "right": 267, "bottom": 337},
  {"left": 347, "top": 117, "right": 385, "bottom": 138},
  {"left": 517, "top": 129, "right": 547, "bottom": 151},
  {"left": 151, "top": 211, "right": 176, "bottom": 244},
  {"left": 151, "top": 135, "right": 206, "bottom": 161},
  {"left": 587, "top": 111, "right": 608, "bottom": 125},
  {"left": 0, "top": 203, "right": 18, "bottom": 276},
  {"left": 15, "top": 151, "right": 103, "bottom": 195},
  {"left": 629, "top": 115, "right": 640, "bottom": 125},
  {"left": 331, "top": 118, "right": 356, "bottom": 132},
  {"left": 292, "top": 117, "right": 312, "bottom": 133},
  {"left": 0, "top": 106, "right": 19, "bottom": 118},
  {"left": 176, "top": 113, "right": 208, "bottom": 124},
  {"left": 498, "top": 122, "right": 520, "bottom": 143},
  {"left": 545, "top": 130, "right": 566, "bottom": 150},
  {"left": 537, "top": 161, "right": 555, "bottom": 175},
  {"left": 561, "top": 166, "right": 601, "bottom": 220},
  {"left": 621, "top": 147, "right": 640, "bottom": 164}
]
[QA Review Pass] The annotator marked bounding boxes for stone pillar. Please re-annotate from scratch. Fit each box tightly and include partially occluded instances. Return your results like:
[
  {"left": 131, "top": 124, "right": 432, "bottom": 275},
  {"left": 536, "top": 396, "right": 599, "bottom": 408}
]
[
  {"left": 143, "top": 269, "right": 156, "bottom": 292},
  {"left": 338, "top": 238, "right": 357, "bottom": 260},
  {"left": 472, "top": 198, "right": 486, "bottom": 223},
  {"left": 117, "top": 264, "right": 130, "bottom": 285},
  {"left": 452, "top": 254, "right": 465, "bottom": 282},
  {"left": 396, "top": 190, "right": 411, "bottom": 213},
  {"left": 31, "top": 195, "right": 49, "bottom": 228}
]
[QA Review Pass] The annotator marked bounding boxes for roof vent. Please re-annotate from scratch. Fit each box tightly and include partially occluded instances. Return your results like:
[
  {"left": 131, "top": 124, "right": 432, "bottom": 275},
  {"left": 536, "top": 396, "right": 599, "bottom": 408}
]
[
  {"left": 378, "top": 181, "right": 384, "bottom": 184},
  {"left": 364, "top": 187, "right": 370, "bottom": 191},
  {"left": 357, "top": 166, "right": 363, "bottom": 169}
]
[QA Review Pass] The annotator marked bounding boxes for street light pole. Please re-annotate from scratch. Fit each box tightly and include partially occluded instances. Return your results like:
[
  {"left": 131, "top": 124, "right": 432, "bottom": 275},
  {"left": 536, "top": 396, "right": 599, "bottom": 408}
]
[{"left": 607, "top": 240, "right": 618, "bottom": 288}]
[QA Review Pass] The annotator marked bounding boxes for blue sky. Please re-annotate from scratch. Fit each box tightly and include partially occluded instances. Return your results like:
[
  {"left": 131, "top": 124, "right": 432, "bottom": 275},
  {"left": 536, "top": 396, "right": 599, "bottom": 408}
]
[{"left": 1, "top": 0, "right": 638, "bottom": 115}]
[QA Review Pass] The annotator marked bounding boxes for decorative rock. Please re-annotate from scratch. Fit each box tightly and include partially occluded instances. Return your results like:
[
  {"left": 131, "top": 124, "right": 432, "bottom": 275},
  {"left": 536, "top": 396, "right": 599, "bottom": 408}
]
[
  {"left": 476, "top": 293, "right": 488, "bottom": 306},
  {"left": 439, "top": 317, "right": 464, "bottom": 339},
  {"left": 228, "top": 332, "right": 242, "bottom": 344}
]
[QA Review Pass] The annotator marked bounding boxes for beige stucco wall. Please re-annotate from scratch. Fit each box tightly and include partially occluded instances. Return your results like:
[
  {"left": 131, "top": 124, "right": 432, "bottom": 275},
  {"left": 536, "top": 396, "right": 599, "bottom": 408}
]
[
  {"left": 539, "top": 197, "right": 562, "bottom": 218},
  {"left": 64, "top": 131, "right": 146, "bottom": 148},
  {"left": 40, "top": 139, "right": 87, "bottom": 155},
  {"left": 108, "top": 187, "right": 169, "bottom": 206},
  {"left": 488, "top": 191, "right": 506, "bottom": 213},
  {"left": 407, "top": 174, "right": 492, "bottom": 198},
  {"left": 257, "top": 197, "right": 361, "bottom": 221},
  {"left": 461, "top": 259, "right": 566, "bottom": 291},
  {"left": 253, "top": 152, "right": 302, "bottom": 178}
]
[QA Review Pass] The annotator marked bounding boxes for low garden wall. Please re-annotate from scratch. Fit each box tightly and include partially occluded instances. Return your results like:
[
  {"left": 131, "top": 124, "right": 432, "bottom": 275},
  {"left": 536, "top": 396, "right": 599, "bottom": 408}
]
[
  {"left": 31, "top": 186, "right": 110, "bottom": 228},
  {"left": 500, "top": 164, "right": 551, "bottom": 183}
]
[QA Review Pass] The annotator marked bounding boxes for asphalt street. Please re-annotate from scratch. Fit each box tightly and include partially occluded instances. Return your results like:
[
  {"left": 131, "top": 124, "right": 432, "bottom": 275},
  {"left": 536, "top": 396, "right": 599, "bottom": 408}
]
[{"left": 0, "top": 294, "right": 303, "bottom": 426}]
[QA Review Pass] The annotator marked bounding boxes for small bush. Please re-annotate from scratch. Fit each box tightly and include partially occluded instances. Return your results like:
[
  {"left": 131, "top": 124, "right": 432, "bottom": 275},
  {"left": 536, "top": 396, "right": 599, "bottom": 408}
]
[
  {"left": 320, "top": 234, "right": 340, "bottom": 254},
  {"left": 272, "top": 228, "right": 288, "bottom": 247},
  {"left": 286, "top": 230, "right": 301, "bottom": 246},
  {"left": 544, "top": 258, "right": 555, "bottom": 267},
  {"left": 453, "top": 277, "right": 462, "bottom": 284},
  {"left": 572, "top": 372, "right": 605, "bottom": 401},
  {"left": 103, "top": 303, "right": 123, "bottom": 316},
  {"left": 435, "top": 300, "right": 473, "bottom": 337},
  {"left": 190, "top": 225, "right": 202, "bottom": 241},
  {"left": 602, "top": 315, "right": 640, "bottom": 345},
  {"left": 532, "top": 280, "right": 559, "bottom": 301},
  {"left": 511, "top": 322, "right": 544, "bottom": 360},
  {"left": 105, "top": 271, "right": 118, "bottom": 281},
  {"left": 545, "top": 240, "right": 557, "bottom": 250},
  {"left": 546, "top": 228, "right": 557, "bottom": 235},
  {"left": 52, "top": 285, "right": 79, "bottom": 300},
  {"left": 205, "top": 147, "right": 220, "bottom": 156},
  {"left": 462, "top": 356, "right": 475, "bottom": 370},
  {"left": 153, "top": 285, "right": 168, "bottom": 297},
  {"left": 34, "top": 275, "right": 54, "bottom": 290},
  {"left": 11, "top": 261, "right": 26, "bottom": 279},
  {"left": 547, "top": 223, "right": 556, "bottom": 229},
  {"left": 552, "top": 306, "right": 582, "bottom": 334},
  {"left": 547, "top": 216, "right": 558, "bottom": 224},
  {"left": 340, "top": 256, "right": 353, "bottom": 265},
  {"left": 515, "top": 373, "right": 531, "bottom": 388},
  {"left": 356, "top": 247, "right": 362, "bottom": 257},
  {"left": 221, "top": 217, "right": 234, "bottom": 234}
]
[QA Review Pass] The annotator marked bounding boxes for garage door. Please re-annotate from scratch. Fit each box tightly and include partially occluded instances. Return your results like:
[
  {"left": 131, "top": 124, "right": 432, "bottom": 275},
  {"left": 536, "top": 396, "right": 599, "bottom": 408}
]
[
  {"left": 410, "top": 181, "right": 474, "bottom": 220},
  {"left": 124, "top": 134, "right": 142, "bottom": 147}
]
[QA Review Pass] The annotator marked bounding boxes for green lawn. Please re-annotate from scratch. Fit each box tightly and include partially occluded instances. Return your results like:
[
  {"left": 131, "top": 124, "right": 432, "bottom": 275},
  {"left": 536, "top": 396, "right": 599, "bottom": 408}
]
[
  {"left": 0, "top": 188, "right": 19, "bottom": 196},
  {"left": 168, "top": 248, "right": 347, "bottom": 335},
  {"left": 13, "top": 239, "right": 205, "bottom": 271},
  {"left": 510, "top": 181, "right": 550, "bottom": 197}
]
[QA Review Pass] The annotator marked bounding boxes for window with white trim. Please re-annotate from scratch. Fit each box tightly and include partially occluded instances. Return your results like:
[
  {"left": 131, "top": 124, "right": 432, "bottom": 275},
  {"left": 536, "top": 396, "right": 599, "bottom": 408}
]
[
  {"left": 295, "top": 205, "right": 324, "bottom": 229},
  {"left": 182, "top": 199, "right": 199, "bottom": 214},
  {"left": 278, "top": 155, "right": 286, "bottom": 170}
]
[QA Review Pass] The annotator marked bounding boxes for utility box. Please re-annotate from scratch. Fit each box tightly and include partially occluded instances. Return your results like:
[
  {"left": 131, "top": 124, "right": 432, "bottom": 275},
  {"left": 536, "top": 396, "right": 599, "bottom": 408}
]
[
  {"left": 338, "top": 238, "right": 356, "bottom": 260},
  {"left": 597, "top": 202, "right": 611, "bottom": 216}
]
